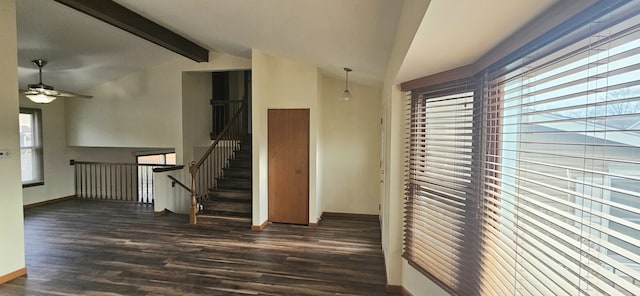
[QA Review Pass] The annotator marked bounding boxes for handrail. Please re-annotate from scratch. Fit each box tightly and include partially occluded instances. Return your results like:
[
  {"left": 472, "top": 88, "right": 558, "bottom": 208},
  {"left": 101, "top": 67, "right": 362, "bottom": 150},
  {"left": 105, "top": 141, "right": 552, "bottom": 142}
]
[
  {"left": 191, "top": 103, "right": 246, "bottom": 172},
  {"left": 152, "top": 165, "right": 185, "bottom": 173},
  {"left": 188, "top": 102, "right": 247, "bottom": 224},
  {"left": 167, "top": 175, "right": 192, "bottom": 193},
  {"left": 72, "top": 160, "right": 175, "bottom": 167}
]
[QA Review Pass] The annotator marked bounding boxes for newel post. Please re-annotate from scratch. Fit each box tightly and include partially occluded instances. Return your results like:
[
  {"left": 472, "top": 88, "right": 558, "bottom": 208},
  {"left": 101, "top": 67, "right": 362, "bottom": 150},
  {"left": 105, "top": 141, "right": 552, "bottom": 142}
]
[{"left": 188, "top": 161, "right": 198, "bottom": 224}]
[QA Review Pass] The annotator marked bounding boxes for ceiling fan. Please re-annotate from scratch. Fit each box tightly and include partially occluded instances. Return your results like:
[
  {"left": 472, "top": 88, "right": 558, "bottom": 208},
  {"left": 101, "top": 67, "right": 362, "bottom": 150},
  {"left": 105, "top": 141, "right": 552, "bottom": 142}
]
[{"left": 22, "top": 59, "right": 92, "bottom": 104}]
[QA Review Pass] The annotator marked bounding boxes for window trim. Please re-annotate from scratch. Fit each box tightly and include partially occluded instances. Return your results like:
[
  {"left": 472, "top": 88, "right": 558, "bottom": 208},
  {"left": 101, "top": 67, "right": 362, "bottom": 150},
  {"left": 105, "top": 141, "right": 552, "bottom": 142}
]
[{"left": 19, "top": 107, "right": 44, "bottom": 187}]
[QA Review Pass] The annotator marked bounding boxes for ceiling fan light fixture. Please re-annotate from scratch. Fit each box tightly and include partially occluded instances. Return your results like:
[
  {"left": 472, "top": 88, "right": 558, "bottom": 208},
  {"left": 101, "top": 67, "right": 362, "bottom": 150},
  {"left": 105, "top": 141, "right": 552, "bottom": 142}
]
[
  {"left": 338, "top": 67, "right": 353, "bottom": 101},
  {"left": 26, "top": 93, "right": 57, "bottom": 104},
  {"left": 22, "top": 59, "right": 92, "bottom": 103}
]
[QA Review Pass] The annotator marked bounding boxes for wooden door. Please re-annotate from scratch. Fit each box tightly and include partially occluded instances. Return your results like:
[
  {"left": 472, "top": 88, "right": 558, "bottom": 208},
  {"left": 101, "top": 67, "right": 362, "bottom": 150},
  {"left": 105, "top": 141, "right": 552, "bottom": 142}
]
[{"left": 268, "top": 109, "right": 309, "bottom": 224}]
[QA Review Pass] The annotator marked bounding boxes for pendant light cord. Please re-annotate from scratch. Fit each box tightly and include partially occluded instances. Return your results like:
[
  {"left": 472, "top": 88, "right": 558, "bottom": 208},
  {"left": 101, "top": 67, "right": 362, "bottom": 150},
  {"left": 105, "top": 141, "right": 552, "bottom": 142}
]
[
  {"left": 344, "top": 67, "right": 352, "bottom": 90},
  {"left": 345, "top": 70, "right": 349, "bottom": 90}
]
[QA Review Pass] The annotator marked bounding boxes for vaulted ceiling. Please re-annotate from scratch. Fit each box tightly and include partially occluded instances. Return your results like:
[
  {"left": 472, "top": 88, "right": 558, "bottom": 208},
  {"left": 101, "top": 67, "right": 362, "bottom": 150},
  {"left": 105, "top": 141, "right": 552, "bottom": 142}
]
[{"left": 16, "top": 0, "right": 557, "bottom": 93}]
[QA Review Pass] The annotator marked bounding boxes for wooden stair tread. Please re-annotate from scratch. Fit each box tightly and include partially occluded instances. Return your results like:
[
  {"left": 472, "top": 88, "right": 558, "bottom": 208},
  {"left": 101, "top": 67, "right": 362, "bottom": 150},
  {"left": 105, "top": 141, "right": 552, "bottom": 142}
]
[
  {"left": 200, "top": 210, "right": 251, "bottom": 218},
  {"left": 223, "top": 167, "right": 251, "bottom": 171},
  {"left": 209, "top": 188, "right": 251, "bottom": 193},
  {"left": 197, "top": 137, "right": 253, "bottom": 221},
  {"left": 202, "top": 197, "right": 250, "bottom": 203}
]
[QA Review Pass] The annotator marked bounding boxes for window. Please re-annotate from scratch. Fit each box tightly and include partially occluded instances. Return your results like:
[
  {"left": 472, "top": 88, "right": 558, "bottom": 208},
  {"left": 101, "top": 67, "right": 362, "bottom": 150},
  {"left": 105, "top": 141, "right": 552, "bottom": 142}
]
[
  {"left": 136, "top": 152, "right": 176, "bottom": 203},
  {"left": 19, "top": 108, "right": 43, "bottom": 186},
  {"left": 404, "top": 79, "right": 478, "bottom": 291},
  {"left": 137, "top": 153, "right": 176, "bottom": 165},
  {"left": 404, "top": 2, "right": 640, "bottom": 295}
]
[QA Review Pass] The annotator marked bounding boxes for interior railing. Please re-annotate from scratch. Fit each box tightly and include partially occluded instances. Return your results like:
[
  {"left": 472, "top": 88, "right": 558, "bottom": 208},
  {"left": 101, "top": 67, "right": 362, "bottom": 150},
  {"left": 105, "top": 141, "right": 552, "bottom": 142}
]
[
  {"left": 167, "top": 175, "right": 191, "bottom": 193},
  {"left": 72, "top": 160, "right": 174, "bottom": 204},
  {"left": 189, "top": 102, "right": 247, "bottom": 224}
]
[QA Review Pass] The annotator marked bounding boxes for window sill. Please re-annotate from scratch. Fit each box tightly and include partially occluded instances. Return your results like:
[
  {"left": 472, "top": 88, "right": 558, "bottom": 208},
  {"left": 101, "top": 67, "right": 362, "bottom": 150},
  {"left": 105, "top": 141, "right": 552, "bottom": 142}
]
[{"left": 22, "top": 182, "right": 44, "bottom": 188}]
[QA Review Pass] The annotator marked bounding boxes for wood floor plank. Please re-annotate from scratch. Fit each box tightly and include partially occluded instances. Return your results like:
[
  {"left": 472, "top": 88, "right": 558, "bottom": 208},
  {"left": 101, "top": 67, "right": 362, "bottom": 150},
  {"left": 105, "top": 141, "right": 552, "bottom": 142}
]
[{"left": 0, "top": 199, "right": 394, "bottom": 295}]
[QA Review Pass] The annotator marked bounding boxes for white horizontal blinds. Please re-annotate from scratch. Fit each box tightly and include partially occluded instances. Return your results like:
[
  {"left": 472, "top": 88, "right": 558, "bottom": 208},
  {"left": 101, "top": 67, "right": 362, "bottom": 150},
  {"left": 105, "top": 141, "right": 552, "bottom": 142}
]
[
  {"left": 485, "top": 3, "right": 640, "bottom": 296},
  {"left": 404, "top": 78, "right": 479, "bottom": 294}
]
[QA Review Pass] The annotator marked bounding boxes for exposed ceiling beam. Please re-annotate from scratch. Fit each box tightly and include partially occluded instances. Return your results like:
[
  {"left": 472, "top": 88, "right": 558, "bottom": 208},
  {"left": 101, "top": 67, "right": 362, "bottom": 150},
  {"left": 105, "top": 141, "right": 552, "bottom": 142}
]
[{"left": 54, "top": 0, "right": 209, "bottom": 63}]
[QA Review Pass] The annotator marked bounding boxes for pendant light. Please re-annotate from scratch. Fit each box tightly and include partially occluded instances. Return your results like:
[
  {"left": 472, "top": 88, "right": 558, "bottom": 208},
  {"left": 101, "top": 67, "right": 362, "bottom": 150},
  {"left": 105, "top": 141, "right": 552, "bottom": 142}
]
[{"left": 338, "top": 67, "right": 353, "bottom": 101}]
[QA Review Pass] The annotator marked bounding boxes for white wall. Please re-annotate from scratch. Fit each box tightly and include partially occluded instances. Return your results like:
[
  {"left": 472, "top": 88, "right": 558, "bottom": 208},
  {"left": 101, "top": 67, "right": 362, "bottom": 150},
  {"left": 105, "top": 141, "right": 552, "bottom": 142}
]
[
  {"left": 66, "top": 53, "right": 251, "bottom": 165},
  {"left": 153, "top": 168, "right": 191, "bottom": 214},
  {"left": 65, "top": 58, "right": 183, "bottom": 153},
  {"left": 315, "top": 73, "right": 324, "bottom": 221},
  {"left": 251, "top": 50, "right": 321, "bottom": 226},
  {"left": 181, "top": 72, "right": 212, "bottom": 165},
  {"left": 251, "top": 50, "right": 270, "bottom": 226},
  {"left": 61, "top": 53, "right": 248, "bottom": 212},
  {"left": 0, "top": 0, "right": 26, "bottom": 279},
  {"left": 19, "top": 96, "right": 75, "bottom": 205},
  {"left": 319, "top": 75, "right": 382, "bottom": 214},
  {"left": 402, "top": 260, "right": 449, "bottom": 296},
  {"left": 155, "top": 74, "right": 214, "bottom": 213},
  {"left": 20, "top": 90, "right": 176, "bottom": 206}
]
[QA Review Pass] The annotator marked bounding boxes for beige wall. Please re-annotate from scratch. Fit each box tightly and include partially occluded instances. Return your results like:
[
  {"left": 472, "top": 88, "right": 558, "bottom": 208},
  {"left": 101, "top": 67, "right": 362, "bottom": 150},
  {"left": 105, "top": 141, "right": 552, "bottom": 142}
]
[
  {"left": 319, "top": 75, "right": 382, "bottom": 214},
  {"left": 0, "top": 0, "right": 26, "bottom": 279},
  {"left": 379, "top": 0, "right": 449, "bottom": 294},
  {"left": 66, "top": 53, "right": 251, "bottom": 165},
  {"left": 19, "top": 96, "right": 75, "bottom": 205},
  {"left": 251, "top": 50, "right": 322, "bottom": 226},
  {"left": 251, "top": 50, "right": 383, "bottom": 226}
]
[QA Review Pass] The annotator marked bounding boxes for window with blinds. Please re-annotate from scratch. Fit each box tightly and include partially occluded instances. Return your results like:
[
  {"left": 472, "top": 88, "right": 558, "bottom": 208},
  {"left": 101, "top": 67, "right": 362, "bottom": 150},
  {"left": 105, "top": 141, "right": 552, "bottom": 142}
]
[
  {"left": 19, "top": 108, "right": 43, "bottom": 185},
  {"left": 404, "top": 1, "right": 640, "bottom": 295},
  {"left": 404, "top": 79, "right": 479, "bottom": 293}
]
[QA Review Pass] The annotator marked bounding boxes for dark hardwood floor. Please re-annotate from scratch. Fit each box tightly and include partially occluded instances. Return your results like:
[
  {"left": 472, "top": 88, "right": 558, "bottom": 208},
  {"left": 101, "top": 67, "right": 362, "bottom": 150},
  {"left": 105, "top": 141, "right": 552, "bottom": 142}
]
[{"left": 0, "top": 199, "right": 392, "bottom": 295}]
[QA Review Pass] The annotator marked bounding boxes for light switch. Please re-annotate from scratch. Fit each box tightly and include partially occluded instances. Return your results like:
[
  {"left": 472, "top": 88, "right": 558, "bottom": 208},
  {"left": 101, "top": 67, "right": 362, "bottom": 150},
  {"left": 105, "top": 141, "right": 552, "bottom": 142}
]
[{"left": 0, "top": 149, "right": 10, "bottom": 159}]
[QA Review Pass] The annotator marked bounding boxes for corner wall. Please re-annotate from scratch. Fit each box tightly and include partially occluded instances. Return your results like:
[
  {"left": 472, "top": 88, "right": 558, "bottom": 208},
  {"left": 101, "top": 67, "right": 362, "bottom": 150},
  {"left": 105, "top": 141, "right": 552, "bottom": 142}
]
[
  {"left": 319, "top": 75, "right": 382, "bottom": 214},
  {"left": 0, "top": 0, "right": 26, "bottom": 280},
  {"left": 181, "top": 71, "right": 213, "bottom": 165},
  {"left": 251, "top": 50, "right": 321, "bottom": 226}
]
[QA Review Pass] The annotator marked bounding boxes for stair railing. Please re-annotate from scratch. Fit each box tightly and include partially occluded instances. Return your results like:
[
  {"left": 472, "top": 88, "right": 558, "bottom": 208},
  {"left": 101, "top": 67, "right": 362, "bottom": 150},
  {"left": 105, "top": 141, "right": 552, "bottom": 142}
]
[
  {"left": 188, "top": 102, "right": 247, "bottom": 224},
  {"left": 72, "top": 160, "right": 175, "bottom": 204}
]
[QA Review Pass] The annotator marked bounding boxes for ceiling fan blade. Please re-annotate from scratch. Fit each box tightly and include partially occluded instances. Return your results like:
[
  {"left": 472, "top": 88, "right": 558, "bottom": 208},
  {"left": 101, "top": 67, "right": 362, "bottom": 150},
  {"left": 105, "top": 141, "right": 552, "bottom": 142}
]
[
  {"left": 20, "top": 88, "right": 92, "bottom": 99},
  {"left": 21, "top": 89, "right": 38, "bottom": 95},
  {"left": 53, "top": 89, "right": 93, "bottom": 99},
  {"left": 42, "top": 89, "right": 60, "bottom": 96}
]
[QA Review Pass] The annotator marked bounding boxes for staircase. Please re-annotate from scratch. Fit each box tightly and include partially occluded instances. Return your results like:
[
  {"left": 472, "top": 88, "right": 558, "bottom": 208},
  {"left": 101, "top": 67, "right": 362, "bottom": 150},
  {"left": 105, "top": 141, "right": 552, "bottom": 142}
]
[{"left": 199, "top": 139, "right": 252, "bottom": 221}]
